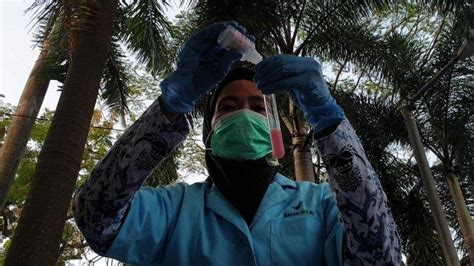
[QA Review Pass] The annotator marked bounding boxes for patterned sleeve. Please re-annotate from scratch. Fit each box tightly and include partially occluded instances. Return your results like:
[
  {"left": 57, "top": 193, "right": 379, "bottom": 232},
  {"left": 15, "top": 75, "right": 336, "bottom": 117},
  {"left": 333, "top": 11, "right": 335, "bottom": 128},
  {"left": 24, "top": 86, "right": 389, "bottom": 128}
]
[
  {"left": 72, "top": 98, "right": 189, "bottom": 255},
  {"left": 315, "top": 119, "right": 402, "bottom": 265}
]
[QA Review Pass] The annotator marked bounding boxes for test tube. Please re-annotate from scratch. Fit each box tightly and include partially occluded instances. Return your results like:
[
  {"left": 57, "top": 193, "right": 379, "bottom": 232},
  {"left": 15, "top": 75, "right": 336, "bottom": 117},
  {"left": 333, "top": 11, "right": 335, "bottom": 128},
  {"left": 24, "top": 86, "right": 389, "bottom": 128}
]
[
  {"left": 263, "top": 95, "right": 285, "bottom": 158},
  {"left": 217, "top": 25, "right": 285, "bottom": 159}
]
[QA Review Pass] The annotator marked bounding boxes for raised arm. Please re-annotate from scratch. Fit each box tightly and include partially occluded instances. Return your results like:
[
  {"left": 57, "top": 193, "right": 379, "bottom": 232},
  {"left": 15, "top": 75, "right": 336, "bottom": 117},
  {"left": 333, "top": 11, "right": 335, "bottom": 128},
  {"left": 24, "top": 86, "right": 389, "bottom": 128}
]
[
  {"left": 255, "top": 54, "right": 401, "bottom": 264},
  {"left": 73, "top": 98, "right": 189, "bottom": 254},
  {"left": 316, "top": 119, "right": 401, "bottom": 264}
]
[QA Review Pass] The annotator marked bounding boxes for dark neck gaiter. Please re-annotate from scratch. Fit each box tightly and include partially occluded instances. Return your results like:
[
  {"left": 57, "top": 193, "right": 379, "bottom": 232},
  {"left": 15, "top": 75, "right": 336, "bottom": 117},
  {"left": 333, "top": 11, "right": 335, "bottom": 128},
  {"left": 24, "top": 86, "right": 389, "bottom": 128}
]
[{"left": 205, "top": 152, "right": 277, "bottom": 225}]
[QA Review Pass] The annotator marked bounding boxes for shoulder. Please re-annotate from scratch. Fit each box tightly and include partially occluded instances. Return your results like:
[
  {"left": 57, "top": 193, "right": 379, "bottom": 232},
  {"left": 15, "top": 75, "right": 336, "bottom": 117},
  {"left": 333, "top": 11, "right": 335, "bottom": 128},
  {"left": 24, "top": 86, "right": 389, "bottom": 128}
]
[
  {"left": 296, "top": 179, "right": 331, "bottom": 194},
  {"left": 275, "top": 173, "right": 333, "bottom": 203},
  {"left": 136, "top": 180, "right": 210, "bottom": 201}
]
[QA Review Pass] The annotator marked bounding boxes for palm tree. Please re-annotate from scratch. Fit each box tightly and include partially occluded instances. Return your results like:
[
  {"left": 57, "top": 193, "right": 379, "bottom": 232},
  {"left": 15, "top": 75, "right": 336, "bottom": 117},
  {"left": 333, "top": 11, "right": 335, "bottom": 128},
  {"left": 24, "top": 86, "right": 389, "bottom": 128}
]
[
  {"left": 0, "top": 5, "right": 64, "bottom": 211},
  {"left": 4, "top": 0, "right": 119, "bottom": 263},
  {"left": 347, "top": 7, "right": 472, "bottom": 264},
  {"left": 414, "top": 20, "right": 474, "bottom": 261}
]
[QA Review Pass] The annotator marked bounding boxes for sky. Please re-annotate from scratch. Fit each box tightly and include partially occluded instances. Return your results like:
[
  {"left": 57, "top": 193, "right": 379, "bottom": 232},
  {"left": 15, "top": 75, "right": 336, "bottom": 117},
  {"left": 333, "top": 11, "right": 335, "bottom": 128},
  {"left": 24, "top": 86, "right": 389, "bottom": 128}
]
[{"left": 0, "top": 0, "right": 63, "bottom": 110}]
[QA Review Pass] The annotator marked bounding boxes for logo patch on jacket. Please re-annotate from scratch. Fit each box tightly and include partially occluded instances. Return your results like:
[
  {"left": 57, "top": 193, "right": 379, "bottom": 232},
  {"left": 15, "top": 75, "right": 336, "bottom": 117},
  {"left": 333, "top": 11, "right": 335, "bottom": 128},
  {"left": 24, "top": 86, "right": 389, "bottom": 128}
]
[{"left": 284, "top": 201, "right": 315, "bottom": 217}]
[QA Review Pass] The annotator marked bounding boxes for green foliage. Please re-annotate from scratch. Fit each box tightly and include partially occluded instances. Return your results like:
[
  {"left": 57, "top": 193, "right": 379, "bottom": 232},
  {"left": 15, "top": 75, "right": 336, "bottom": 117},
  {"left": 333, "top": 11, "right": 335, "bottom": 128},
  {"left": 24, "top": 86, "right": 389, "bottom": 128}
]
[
  {"left": 56, "top": 220, "right": 86, "bottom": 264},
  {"left": 3, "top": 110, "right": 54, "bottom": 205},
  {"left": 0, "top": 101, "right": 14, "bottom": 147},
  {"left": 101, "top": 39, "right": 133, "bottom": 122},
  {"left": 0, "top": 102, "right": 117, "bottom": 261},
  {"left": 0, "top": 238, "right": 12, "bottom": 264},
  {"left": 6, "top": 150, "right": 37, "bottom": 205},
  {"left": 120, "top": 0, "right": 174, "bottom": 76},
  {"left": 402, "top": 183, "right": 445, "bottom": 266},
  {"left": 335, "top": 3, "right": 472, "bottom": 262},
  {"left": 165, "top": 10, "right": 202, "bottom": 72},
  {"left": 26, "top": 0, "right": 176, "bottom": 125},
  {"left": 413, "top": 18, "right": 474, "bottom": 256}
]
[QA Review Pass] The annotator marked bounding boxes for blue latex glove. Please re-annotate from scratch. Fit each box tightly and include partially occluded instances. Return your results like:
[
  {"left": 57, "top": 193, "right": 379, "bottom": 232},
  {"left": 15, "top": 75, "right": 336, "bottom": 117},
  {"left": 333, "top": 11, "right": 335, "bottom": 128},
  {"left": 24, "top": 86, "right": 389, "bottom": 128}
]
[
  {"left": 254, "top": 55, "right": 345, "bottom": 133},
  {"left": 161, "top": 21, "right": 251, "bottom": 113}
]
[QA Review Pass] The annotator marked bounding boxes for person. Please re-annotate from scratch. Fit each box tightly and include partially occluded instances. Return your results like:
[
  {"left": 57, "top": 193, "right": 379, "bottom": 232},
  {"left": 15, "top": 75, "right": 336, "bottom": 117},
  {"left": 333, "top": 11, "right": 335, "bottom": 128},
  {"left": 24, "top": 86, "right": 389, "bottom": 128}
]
[{"left": 73, "top": 21, "right": 401, "bottom": 265}]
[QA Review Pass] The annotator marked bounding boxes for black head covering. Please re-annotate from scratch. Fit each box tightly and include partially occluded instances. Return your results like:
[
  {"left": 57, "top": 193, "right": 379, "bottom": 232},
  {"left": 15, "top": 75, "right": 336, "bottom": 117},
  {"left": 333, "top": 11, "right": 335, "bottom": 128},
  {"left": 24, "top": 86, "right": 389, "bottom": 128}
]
[
  {"left": 202, "top": 67, "right": 257, "bottom": 147},
  {"left": 202, "top": 66, "right": 278, "bottom": 225}
]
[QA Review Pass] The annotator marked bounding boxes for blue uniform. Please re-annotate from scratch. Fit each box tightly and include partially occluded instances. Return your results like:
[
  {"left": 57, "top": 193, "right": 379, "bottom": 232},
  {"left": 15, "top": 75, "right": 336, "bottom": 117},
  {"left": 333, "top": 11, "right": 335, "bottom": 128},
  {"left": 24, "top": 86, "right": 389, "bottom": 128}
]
[
  {"left": 105, "top": 174, "right": 343, "bottom": 265},
  {"left": 73, "top": 99, "right": 401, "bottom": 265}
]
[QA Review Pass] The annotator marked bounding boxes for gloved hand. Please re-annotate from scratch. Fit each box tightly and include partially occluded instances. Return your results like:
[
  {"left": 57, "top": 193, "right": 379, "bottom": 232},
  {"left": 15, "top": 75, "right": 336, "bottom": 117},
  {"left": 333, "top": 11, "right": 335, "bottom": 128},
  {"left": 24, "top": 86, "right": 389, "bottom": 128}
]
[
  {"left": 161, "top": 21, "right": 251, "bottom": 113},
  {"left": 254, "top": 55, "right": 344, "bottom": 133}
]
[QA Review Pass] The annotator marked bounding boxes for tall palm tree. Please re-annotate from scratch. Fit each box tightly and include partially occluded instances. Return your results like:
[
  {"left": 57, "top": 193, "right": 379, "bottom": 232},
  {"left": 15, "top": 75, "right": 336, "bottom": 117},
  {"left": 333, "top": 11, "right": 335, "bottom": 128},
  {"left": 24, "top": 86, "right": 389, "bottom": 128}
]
[
  {"left": 415, "top": 19, "right": 474, "bottom": 261},
  {"left": 0, "top": 5, "right": 65, "bottom": 210},
  {"left": 4, "top": 0, "right": 119, "bottom": 264},
  {"left": 347, "top": 6, "right": 472, "bottom": 264}
]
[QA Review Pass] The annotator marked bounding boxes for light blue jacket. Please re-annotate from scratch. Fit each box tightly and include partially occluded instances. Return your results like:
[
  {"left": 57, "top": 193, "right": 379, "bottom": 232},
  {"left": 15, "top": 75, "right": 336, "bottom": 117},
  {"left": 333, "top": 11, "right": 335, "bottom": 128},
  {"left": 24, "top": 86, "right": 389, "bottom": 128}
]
[{"left": 105, "top": 174, "right": 343, "bottom": 265}]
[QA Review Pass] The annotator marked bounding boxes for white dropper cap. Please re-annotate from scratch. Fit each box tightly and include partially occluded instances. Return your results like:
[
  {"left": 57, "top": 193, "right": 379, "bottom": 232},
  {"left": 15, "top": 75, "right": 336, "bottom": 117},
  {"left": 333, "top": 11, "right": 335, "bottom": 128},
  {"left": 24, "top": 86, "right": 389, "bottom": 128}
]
[
  {"left": 217, "top": 25, "right": 263, "bottom": 65},
  {"left": 242, "top": 48, "right": 263, "bottom": 64}
]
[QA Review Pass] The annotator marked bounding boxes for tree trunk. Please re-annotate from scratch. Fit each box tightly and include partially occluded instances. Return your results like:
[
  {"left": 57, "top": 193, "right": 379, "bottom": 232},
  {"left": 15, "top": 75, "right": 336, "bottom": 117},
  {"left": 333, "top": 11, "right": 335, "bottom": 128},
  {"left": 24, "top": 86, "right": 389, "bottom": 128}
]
[
  {"left": 4, "top": 0, "right": 118, "bottom": 264},
  {"left": 0, "top": 41, "right": 52, "bottom": 208},
  {"left": 0, "top": 9, "right": 64, "bottom": 208},
  {"left": 401, "top": 106, "right": 459, "bottom": 266},
  {"left": 292, "top": 134, "right": 314, "bottom": 182},
  {"left": 446, "top": 171, "right": 474, "bottom": 263}
]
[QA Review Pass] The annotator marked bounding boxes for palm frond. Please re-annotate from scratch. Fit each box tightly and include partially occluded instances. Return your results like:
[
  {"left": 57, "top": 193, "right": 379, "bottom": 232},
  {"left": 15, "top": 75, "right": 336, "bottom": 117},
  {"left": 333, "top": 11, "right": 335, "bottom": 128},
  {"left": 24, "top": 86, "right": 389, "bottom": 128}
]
[
  {"left": 333, "top": 86, "right": 409, "bottom": 150},
  {"left": 26, "top": 0, "right": 63, "bottom": 48},
  {"left": 100, "top": 39, "right": 132, "bottom": 119},
  {"left": 403, "top": 182, "right": 445, "bottom": 265},
  {"left": 192, "top": 0, "right": 284, "bottom": 54},
  {"left": 121, "top": 0, "right": 174, "bottom": 76}
]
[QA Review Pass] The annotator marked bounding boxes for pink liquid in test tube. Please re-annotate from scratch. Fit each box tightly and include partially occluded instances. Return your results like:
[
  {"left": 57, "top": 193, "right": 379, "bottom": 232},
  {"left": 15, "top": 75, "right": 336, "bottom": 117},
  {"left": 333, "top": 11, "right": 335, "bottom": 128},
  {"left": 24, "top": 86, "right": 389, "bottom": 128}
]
[
  {"left": 270, "top": 128, "right": 285, "bottom": 158},
  {"left": 264, "top": 95, "right": 285, "bottom": 159}
]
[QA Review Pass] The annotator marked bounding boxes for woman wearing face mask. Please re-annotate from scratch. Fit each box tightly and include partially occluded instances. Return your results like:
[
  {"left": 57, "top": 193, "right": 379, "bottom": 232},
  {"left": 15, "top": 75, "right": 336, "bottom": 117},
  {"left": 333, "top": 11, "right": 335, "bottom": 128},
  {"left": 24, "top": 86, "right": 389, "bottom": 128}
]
[{"left": 73, "top": 21, "right": 401, "bottom": 265}]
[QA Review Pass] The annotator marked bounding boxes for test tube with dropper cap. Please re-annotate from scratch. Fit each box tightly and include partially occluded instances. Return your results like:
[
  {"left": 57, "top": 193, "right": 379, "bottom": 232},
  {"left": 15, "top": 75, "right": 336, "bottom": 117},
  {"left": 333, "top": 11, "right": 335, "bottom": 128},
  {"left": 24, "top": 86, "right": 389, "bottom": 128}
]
[
  {"left": 217, "top": 25, "right": 263, "bottom": 64},
  {"left": 217, "top": 25, "right": 285, "bottom": 159}
]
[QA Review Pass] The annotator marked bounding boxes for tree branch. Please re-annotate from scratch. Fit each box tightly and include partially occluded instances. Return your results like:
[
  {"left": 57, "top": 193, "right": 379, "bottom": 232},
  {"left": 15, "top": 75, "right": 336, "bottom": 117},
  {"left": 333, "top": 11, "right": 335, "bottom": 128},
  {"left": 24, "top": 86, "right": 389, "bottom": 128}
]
[
  {"left": 333, "top": 58, "right": 348, "bottom": 89},
  {"left": 284, "top": 20, "right": 292, "bottom": 52},
  {"left": 351, "top": 64, "right": 368, "bottom": 93},
  {"left": 443, "top": 70, "right": 453, "bottom": 164},
  {"left": 295, "top": 1, "right": 347, "bottom": 55},
  {"left": 291, "top": 0, "right": 307, "bottom": 50},
  {"left": 420, "top": 16, "right": 447, "bottom": 69},
  {"left": 271, "top": 29, "right": 287, "bottom": 53}
]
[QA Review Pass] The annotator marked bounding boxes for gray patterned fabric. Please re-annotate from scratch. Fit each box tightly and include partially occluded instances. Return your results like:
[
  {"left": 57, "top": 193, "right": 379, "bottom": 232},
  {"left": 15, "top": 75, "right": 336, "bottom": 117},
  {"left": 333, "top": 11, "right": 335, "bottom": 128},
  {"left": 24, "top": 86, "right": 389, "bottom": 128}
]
[
  {"left": 73, "top": 99, "right": 401, "bottom": 264},
  {"left": 316, "top": 119, "right": 401, "bottom": 264}
]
